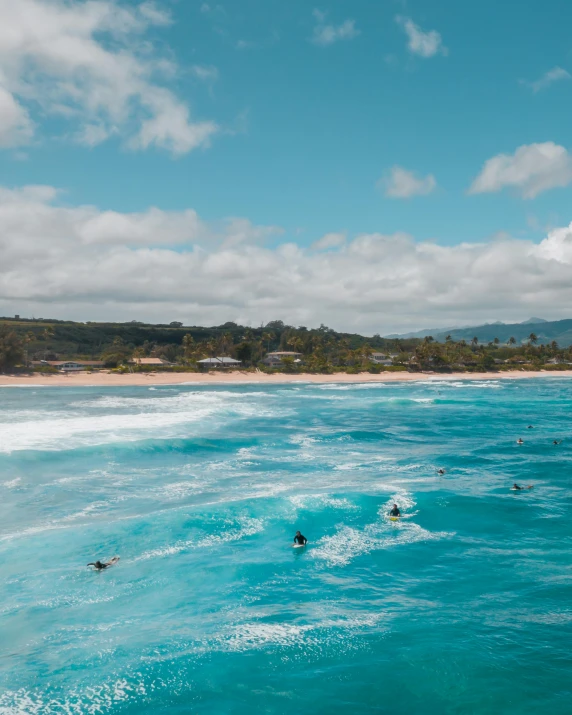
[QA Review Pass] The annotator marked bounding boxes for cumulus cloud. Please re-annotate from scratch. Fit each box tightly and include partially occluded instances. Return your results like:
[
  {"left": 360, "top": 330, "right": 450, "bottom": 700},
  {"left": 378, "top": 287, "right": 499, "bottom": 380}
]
[
  {"left": 3, "top": 184, "right": 572, "bottom": 332},
  {"left": 395, "top": 16, "right": 447, "bottom": 58},
  {"left": 311, "top": 10, "right": 359, "bottom": 46},
  {"left": 379, "top": 167, "right": 437, "bottom": 198},
  {"left": 522, "top": 66, "right": 571, "bottom": 93},
  {"left": 0, "top": 0, "right": 217, "bottom": 154},
  {"left": 469, "top": 142, "right": 572, "bottom": 199}
]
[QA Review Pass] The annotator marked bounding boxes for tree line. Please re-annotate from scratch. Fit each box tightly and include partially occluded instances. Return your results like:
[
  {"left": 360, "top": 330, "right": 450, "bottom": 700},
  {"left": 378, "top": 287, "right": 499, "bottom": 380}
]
[{"left": 1, "top": 320, "right": 570, "bottom": 373}]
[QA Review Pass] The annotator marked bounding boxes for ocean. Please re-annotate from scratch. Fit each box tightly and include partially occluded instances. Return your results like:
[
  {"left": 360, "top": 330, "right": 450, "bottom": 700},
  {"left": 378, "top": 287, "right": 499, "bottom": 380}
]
[{"left": 1, "top": 378, "right": 571, "bottom": 714}]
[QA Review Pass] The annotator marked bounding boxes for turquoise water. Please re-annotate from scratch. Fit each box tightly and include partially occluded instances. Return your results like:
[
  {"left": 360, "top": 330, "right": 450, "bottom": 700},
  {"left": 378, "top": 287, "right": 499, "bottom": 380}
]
[{"left": 1, "top": 378, "right": 572, "bottom": 714}]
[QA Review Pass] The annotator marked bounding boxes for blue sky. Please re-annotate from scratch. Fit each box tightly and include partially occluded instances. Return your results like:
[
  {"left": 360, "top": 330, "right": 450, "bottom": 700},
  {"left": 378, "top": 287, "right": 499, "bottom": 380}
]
[{"left": 1, "top": 0, "right": 572, "bottom": 331}]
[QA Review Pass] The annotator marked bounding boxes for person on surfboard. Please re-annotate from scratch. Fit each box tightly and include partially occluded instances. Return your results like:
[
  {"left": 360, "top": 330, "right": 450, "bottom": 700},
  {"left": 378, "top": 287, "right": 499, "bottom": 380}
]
[
  {"left": 389, "top": 504, "right": 401, "bottom": 517},
  {"left": 87, "top": 558, "right": 118, "bottom": 570},
  {"left": 512, "top": 483, "right": 533, "bottom": 491},
  {"left": 293, "top": 531, "right": 307, "bottom": 545},
  {"left": 516, "top": 438, "right": 524, "bottom": 445}
]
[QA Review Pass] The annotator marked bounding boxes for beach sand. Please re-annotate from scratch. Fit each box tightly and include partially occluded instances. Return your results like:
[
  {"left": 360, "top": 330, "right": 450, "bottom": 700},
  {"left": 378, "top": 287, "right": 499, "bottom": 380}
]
[{"left": 1, "top": 369, "right": 571, "bottom": 387}]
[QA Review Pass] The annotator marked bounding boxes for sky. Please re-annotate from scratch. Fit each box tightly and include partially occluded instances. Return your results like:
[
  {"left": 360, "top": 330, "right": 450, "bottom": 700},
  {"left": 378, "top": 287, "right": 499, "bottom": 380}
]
[{"left": 1, "top": 0, "right": 572, "bottom": 334}]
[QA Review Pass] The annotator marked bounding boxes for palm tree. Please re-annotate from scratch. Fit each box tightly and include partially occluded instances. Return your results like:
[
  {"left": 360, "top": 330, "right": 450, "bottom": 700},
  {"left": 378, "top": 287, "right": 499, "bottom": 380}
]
[
  {"left": 493, "top": 337, "right": 500, "bottom": 346},
  {"left": 528, "top": 333, "right": 538, "bottom": 346},
  {"left": 262, "top": 331, "right": 275, "bottom": 354},
  {"left": 182, "top": 334, "right": 194, "bottom": 361},
  {"left": 508, "top": 336, "right": 516, "bottom": 346},
  {"left": 471, "top": 337, "right": 479, "bottom": 350},
  {"left": 445, "top": 334, "right": 452, "bottom": 343}
]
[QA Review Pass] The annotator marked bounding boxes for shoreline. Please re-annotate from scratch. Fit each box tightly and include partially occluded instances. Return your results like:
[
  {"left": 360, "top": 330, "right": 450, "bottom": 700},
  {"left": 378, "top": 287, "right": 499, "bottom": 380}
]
[{"left": 1, "top": 369, "right": 572, "bottom": 387}]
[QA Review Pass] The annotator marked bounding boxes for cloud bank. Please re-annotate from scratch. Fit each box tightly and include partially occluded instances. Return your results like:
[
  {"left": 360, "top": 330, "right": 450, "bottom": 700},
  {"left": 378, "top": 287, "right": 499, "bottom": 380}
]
[
  {"left": 0, "top": 0, "right": 217, "bottom": 154},
  {"left": 2, "top": 185, "right": 572, "bottom": 333}
]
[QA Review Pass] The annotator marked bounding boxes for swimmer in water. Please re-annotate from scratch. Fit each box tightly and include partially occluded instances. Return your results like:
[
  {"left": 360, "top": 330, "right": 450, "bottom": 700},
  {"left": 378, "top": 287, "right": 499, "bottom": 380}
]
[
  {"left": 87, "top": 560, "right": 112, "bottom": 570},
  {"left": 437, "top": 468, "right": 445, "bottom": 475},
  {"left": 527, "top": 425, "right": 534, "bottom": 429},
  {"left": 389, "top": 504, "right": 401, "bottom": 517},
  {"left": 517, "top": 438, "right": 524, "bottom": 445},
  {"left": 293, "top": 530, "right": 307, "bottom": 545},
  {"left": 553, "top": 440, "right": 562, "bottom": 445},
  {"left": 512, "top": 483, "right": 533, "bottom": 490}
]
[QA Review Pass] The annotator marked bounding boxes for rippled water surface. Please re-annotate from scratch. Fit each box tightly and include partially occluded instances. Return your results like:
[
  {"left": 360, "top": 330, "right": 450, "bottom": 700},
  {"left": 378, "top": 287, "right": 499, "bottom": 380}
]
[{"left": 1, "top": 378, "right": 572, "bottom": 714}]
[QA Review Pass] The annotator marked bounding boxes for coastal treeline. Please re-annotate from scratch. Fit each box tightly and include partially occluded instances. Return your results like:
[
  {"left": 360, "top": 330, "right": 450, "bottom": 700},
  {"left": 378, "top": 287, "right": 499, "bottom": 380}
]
[{"left": 1, "top": 317, "right": 571, "bottom": 373}]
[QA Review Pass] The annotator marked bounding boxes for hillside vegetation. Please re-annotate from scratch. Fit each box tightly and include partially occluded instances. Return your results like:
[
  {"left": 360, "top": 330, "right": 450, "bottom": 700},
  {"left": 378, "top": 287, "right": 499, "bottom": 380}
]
[{"left": 1, "top": 317, "right": 571, "bottom": 373}]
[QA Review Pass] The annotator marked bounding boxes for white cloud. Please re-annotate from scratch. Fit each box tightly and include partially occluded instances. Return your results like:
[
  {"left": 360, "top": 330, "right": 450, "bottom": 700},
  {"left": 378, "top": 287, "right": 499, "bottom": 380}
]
[
  {"left": 0, "top": 85, "right": 34, "bottom": 147},
  {"left": 191, "top": 65, "right": 219, "bottom": 82},
  {"left": 522, "top": 66, "right": 571, "bottom": 93},
  {"left": 3, "top": 185, "right": 572, "bottom": 332},
  {"left": 312, "top": 10, "right": 359, "bottom": 46},
  {"left": 312, "top": 232, "right": 346, "bottom": 250},
  {"left": 379, "top": 166, "right": 437, "bottom": 199},
  {"left": 469, "top": 142, "right": 572, "bottom": 199},
  {"left": 395, "top": 16, "right": 447, "bottom": 58},
  {"left": 0, "top": 0, "right": 217, "bottom": 155}
]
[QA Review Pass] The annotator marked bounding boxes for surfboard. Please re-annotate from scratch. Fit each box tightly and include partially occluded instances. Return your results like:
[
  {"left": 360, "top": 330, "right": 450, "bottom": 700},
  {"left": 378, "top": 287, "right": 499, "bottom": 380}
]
[
  {"left": 389, "top": 516, "right": 400, "bottom": 522},
  {"left": 107, "top": 556, "right": 120, "bottom": 566},
  {"left": 511, "top": 487, "right": 533, "bottom": 491},
  {"left": 292, "top": 543, "right": 307, "bottom": 548}
]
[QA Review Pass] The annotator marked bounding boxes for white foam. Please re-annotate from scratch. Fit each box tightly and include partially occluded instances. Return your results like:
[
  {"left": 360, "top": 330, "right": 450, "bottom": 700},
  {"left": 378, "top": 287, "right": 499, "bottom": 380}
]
[
  {"left": 0, "top": 392, "right": 282, "bottom": 453},
  {"left": 134, "top": 516, "right": 264, "bottom": 562}
]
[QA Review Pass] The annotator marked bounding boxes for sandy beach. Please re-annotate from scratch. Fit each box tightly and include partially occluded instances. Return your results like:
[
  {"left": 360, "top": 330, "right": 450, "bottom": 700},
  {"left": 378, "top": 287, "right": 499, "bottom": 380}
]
[{"left": 1, "top": 369, "right": 571, "bottom": 387}]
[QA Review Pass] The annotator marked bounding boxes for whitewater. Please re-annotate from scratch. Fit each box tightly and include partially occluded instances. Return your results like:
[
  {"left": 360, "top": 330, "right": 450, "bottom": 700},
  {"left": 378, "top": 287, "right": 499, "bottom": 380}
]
[{"left": 1, "top": 379, "right": 571, "bottom": 714}]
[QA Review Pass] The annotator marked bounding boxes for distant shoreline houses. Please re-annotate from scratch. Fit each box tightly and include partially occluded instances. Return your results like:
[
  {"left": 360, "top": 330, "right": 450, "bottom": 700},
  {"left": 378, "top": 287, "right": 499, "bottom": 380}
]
[
  {"left": 33, "top": 360, "right": 105, "bottom": 371},
  {"left": 262, "top": 351, "right": 302, "bottom": 366}
]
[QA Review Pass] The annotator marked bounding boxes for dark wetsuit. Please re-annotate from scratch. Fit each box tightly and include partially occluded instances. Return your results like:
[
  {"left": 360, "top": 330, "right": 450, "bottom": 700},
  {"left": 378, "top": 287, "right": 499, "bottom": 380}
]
[
  {"left": 294, "top": 534, "right": 307, "bottom": 545},
  {"left": 390, "top": 507, "right": 401, "bottom": 517},
  {"left": 88, "top": 561, "right": 109, "bottom": 570}
]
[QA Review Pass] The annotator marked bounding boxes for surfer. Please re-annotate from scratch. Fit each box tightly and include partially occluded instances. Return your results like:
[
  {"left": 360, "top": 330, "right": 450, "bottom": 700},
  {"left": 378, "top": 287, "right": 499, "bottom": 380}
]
[
  {"left": 517, "top": 438, "right": 524, "bottom": 445},
  {"left": 87, "top": 558, "right": 119, "bottom": 570},
  {"left": 512, "top": 483, "right": 533, "bottom": 491},
  {"left": 553, "top": 440, "right": 562, "bottom": 445},
  {"left": 437, "top": 468, "right": 445, "bottom": 475},
  {"left": 293, "top": 531, "right": 307, "bottom": 545},
  {"left": 389, "top": 504, "right": 401, "bottom": 517},
  {"left": 527, "top": 425, "right": 534, "bottom": 429}
]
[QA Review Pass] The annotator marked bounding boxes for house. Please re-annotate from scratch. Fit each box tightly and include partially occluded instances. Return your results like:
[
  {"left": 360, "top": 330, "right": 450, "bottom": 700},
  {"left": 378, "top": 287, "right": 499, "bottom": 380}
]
[
  {"left": 129, "top": 357, "right": 173, "bottom": 366},
  {"left": 370, "top": 352, "right": 396, "bottom": 366},
  {"left": 33, "top": 360, "right": 104, "bottom": 371},
  {"left": 263, "top": 351, "right": 302, "bottom": 366},
  {"left": 197, "top": 357, "right": 242, "bottom": 370}
]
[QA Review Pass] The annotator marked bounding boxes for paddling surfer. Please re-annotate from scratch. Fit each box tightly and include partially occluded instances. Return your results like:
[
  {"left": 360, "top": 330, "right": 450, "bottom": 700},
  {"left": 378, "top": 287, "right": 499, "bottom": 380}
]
[
  {"left": 87, "top": 558, "right": 118, "bottom": 570},
  {"left": 293, "top": 531, "right": 307, "bottom": 545},
  {"left": 389, "top": 504, "right": 401, "bottom": 517},
  {"left": 512, "top": 483, "right": 533, "bottom": 491}
]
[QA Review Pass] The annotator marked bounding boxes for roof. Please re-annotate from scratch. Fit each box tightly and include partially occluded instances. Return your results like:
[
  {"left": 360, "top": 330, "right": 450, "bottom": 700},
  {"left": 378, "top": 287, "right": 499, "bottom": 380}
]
[
  {"left": 34, "top": 360, "right": 104, "bottom": 366},
  {"left": 266, "top": 351, "right": 302, "bottom": 357},
  {"left": 197, "top": 357, "right": 242, "bottom": 364},
  {"left": 129, "top": 357, "right": 172, "bottom": 365}
]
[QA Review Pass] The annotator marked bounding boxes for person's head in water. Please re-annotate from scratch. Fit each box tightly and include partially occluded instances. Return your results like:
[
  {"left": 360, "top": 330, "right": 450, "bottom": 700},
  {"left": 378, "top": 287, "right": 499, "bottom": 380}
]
[{"left": 296, "top": 531, "right": 301, "bottom": 536}]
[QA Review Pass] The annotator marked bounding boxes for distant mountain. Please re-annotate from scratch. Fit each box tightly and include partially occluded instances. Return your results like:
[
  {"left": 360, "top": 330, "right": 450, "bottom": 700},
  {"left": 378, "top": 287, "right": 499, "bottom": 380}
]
[
  {"left": 385, "top": 326, "right": 462, "bottom": 340},
  {"left": 520, "top": 317, "right": 547, "bottom": 325},
  {"left": 386, "top": 318, "right": 572, "bottom": 346}
]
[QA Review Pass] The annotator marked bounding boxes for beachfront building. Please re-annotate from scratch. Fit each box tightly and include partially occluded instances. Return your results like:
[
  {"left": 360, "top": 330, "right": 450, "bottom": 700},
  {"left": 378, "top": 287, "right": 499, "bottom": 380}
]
[
  {"left": 128, "top": 357, "right": 173, "bottom": 366},
  {"left": 263, "top": 351, "right": 303, "bottom": 366},
  {"left": 197, "top": 357, "right": 242, "bottom": 370},
  {"left": 370, "top": 353, "right": 397, "bottom": 366},
  {"left": 33, "top": 360, "right": 105, "bottom": 371}
]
